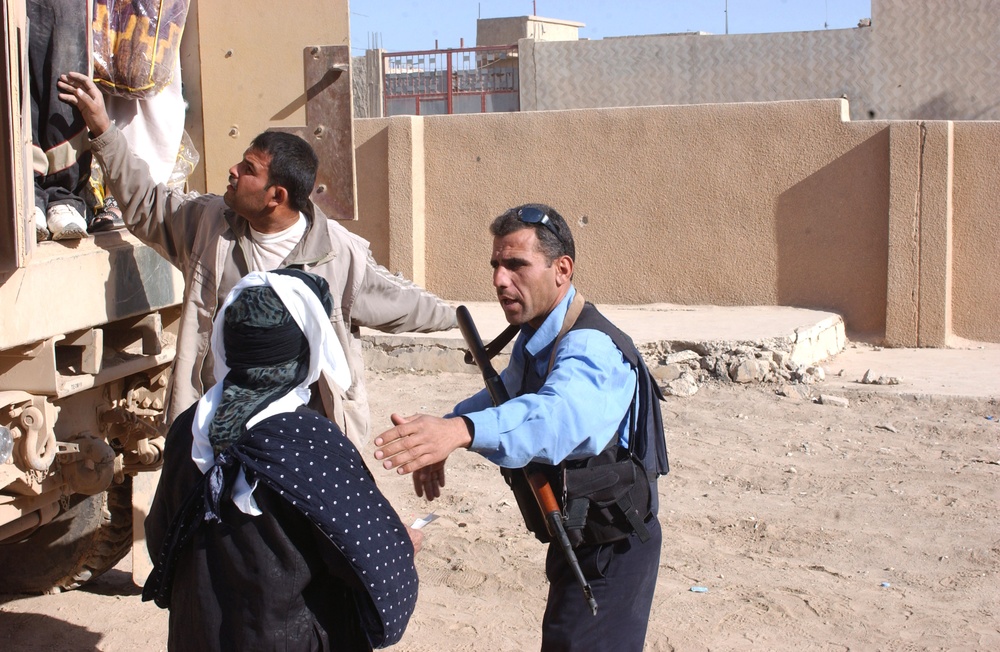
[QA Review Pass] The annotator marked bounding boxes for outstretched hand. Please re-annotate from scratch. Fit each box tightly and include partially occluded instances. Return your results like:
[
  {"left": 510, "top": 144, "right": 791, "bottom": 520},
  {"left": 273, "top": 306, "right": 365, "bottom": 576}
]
[
  {"left": 57, "top": 72, "right": 111, "bottom": 137},
  {"left": 374, "top": 413, "right": 472, "bottom": 500}
]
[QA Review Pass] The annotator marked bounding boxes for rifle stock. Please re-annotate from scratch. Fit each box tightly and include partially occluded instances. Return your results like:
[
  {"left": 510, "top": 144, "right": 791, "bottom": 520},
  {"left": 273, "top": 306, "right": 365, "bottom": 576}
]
[{"left": 455, "top": 305, "right": 598, "bottom": 616}]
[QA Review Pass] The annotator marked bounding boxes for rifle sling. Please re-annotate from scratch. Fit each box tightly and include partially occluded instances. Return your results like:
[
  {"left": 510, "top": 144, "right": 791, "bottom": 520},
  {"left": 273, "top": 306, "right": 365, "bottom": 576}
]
[{"left": 464, "top": 324, "right": 519, "bottom": 365}]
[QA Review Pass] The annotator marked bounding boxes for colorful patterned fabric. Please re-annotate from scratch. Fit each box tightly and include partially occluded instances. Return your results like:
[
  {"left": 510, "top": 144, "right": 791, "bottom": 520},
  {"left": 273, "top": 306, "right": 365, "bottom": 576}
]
[{"left": 93, "top": 0, "right": 190, "bottom": 98}]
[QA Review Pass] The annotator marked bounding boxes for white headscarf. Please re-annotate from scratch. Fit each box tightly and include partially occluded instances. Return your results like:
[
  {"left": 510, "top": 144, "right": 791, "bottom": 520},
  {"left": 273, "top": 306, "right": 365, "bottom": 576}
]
[{"left": 190, "top": 271, "right": 351, "bottom": 515}]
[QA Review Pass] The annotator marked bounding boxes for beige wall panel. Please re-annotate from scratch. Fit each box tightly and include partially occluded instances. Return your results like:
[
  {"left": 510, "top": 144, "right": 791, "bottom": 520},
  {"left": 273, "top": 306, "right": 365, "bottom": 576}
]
[
  {"left": 356, "top": 102, "right": 1000, "bottom": 343},
  {"left": 915, "top": 121, "right": 954, "bottom": 347},
  {"left": 187, "top": 0, "right": 349, "bottom": 194},
  {"left": 382, "top": 99, "right": 890, "bottom": 336},
  {"left": 884, "top": 122, "right": 921, "bottom": 347},
  {"left": 386, "top": 117, "right": 425, "bottom": 285},
  {"left": 351, "top": 119, "right": 391, "bottom": 265},
  {"left": 349, "top": 0, "right": 1000, "bottom": 344},
  {"left": 179, "top": 0, "right": 205, "bottom": 193},
  {"left": 951, "top": 122, "right": 1000, "bottom": 342}
]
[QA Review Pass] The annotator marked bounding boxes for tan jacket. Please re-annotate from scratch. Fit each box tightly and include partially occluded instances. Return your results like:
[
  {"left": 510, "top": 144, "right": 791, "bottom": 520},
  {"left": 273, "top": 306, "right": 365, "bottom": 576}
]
[{"left": 91, "top": 126, "right": 456, "bottom": 446}]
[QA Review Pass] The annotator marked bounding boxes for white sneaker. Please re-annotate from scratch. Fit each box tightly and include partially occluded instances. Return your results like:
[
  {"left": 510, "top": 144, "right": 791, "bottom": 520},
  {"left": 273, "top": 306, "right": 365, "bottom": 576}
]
[
  {"left": 47, "top": 204, "right": 88, "bottom": 240},
  {"left": 34, "top": 205, "right": 50, "bottom": 241}
]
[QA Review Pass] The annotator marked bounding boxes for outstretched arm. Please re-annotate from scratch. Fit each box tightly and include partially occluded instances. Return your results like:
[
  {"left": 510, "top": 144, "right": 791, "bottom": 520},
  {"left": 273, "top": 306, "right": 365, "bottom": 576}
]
[
  {"left": 56, "top": 71, "right": 208, "bottom": 271},
  {"left": 57, "top": 72, "right": 110, "bottom": 137},
  {"left": 351, "top": 251, "right": 457, "bottom": 334},
  {"left": 374, "top": 413, "right": 472, "bottom": 499}
]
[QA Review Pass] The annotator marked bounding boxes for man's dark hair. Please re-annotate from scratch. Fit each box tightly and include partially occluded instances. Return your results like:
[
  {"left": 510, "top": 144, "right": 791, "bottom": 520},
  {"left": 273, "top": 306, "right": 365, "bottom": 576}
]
[
  {"left": 249, "top": 131, "right": 319, "bottom": 213},
  {"left": 489, "top": 203, "right": 575, "bottom": 264}
]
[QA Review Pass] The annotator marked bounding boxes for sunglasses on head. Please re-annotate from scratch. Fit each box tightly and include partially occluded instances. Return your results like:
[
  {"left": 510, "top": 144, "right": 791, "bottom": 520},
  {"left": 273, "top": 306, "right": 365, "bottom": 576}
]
[{"left": 517, "top": 207, "right": 563, "bottom": 243}]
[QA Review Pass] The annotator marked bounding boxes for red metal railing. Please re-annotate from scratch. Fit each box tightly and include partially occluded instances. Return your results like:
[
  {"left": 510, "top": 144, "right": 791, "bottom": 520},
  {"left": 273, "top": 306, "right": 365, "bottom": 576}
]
[{"left": 383, "top": 45, "right": 519, "bottom": 116}]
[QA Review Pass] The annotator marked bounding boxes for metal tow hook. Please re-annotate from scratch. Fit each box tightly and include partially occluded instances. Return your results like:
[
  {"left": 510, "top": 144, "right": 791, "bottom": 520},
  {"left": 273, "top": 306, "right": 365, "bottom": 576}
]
[{"left": 20, "top": 406, "right": 57, "bottom": 472}]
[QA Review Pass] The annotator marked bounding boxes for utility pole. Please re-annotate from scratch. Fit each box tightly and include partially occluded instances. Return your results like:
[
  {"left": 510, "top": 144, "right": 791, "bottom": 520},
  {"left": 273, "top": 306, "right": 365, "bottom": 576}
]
[{"left": 725, "top": 0, "right": 729, "bottom": 35}]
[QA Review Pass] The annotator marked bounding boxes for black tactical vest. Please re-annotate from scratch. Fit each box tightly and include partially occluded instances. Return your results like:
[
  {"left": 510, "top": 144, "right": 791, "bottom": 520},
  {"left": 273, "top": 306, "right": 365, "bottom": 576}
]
[{"left": 501, "top": 302, "right": 669, "bottom": 547}]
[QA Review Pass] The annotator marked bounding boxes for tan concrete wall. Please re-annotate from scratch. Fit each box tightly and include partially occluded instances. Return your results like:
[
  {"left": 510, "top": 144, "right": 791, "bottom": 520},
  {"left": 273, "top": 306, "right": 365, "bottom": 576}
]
[
  {"left": 352, "top": 119, "right": 391, "bottom": 264},
  {"left": 951, "top": 122, "right": 1000, "bottom": 342},
  {"left": 347, "top": 0, "right": 1000, "bottom": 345},
  {"left": 883, "top": 119, "right": 1000, "bottom": 347},
  {"left": 884, "top": 122, "right": 921, "bottom": 346},
  {"left": 915, "top": 122, "right": 954, "bottom": 347},
  {"left": 355, "top": 99, "right": 895, "bottom": 337},
  {"left": 353, "top": 100, "right": 1000, "bottom": 344}
]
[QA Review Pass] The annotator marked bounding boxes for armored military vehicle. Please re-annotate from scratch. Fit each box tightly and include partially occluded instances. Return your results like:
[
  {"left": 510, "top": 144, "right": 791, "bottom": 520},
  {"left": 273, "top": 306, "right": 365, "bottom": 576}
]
[{"left": 0, "top": 0, "right": 354, "bottom": 592}]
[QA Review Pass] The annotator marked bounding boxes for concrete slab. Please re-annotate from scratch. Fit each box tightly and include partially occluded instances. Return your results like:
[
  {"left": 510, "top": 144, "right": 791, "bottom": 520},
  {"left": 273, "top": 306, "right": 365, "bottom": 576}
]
[
  {"left": 362, "top": 302, "right": 1000, "bottom": 400},
  {"left": 361, "top": 302, "right": 846, "bottom": 376},
  {"left": 823, "top": 345, "right": 1000, "bottom": 399}
]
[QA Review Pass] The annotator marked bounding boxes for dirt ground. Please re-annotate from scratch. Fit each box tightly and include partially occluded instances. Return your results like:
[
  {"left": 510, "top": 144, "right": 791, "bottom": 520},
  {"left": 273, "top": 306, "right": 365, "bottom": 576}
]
[{"left": 1, "top": 371, "right": 998, "bottom": 651}]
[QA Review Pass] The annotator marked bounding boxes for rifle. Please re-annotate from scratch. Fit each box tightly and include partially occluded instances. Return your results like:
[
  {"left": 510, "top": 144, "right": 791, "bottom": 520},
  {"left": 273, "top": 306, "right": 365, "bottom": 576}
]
[{"left": 456, "top": 305, "right": 598, "bottom": 616}]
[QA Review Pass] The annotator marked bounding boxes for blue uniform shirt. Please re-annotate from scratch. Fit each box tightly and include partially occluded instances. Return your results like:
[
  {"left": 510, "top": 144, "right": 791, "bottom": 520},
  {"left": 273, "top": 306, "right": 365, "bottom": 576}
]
[{"left": 453, "top": 287, "right": 637, "bottom": 468}]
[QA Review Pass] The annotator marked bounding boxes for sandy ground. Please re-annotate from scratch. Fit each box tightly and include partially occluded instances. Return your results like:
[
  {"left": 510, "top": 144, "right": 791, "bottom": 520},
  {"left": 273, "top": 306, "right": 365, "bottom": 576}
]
[{"left": 1, "top": 370, "right": 998, "bottom": 651}]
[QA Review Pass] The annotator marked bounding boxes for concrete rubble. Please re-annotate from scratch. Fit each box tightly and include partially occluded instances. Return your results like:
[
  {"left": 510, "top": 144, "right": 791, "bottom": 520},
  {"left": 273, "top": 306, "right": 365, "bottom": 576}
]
[
  {"left": 818, "top": 394, "right": 851, "bottom": 408},
  {"left": 361, "top": 302, "right": 849, "bottom": 400},
  {"left": 860, "top": 369, "right": 902, "bottom": 385},
  {"left": 361, "top": 303, "right": 1000, "bottom": 401},
  {"left": 641, "top": 339, "right": 833, "bottom": 397}
]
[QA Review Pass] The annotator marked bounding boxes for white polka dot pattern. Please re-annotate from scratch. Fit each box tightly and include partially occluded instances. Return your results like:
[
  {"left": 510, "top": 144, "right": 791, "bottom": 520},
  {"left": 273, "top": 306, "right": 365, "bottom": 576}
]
[
  {"left": 241, "top": 413, "right": 419, "bottom": 647},
  {"left": 146, "top": 411, "right": 418, "bottom": 648}
]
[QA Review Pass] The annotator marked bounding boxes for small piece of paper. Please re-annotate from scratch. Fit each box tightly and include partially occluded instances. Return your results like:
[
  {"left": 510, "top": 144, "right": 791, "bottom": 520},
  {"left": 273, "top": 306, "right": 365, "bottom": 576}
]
[{"left": 411, "top": 513, "right": 439, "bottom": 529}]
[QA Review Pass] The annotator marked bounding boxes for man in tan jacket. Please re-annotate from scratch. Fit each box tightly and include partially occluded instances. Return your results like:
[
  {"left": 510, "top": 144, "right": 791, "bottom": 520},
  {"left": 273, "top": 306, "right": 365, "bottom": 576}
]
[{"left": 57, "top": 71, "right": 456, "bottom": 448}]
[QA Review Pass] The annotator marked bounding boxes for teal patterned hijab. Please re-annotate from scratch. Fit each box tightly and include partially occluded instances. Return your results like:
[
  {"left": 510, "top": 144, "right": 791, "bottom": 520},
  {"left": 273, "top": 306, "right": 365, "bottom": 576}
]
[{"left": 207, "top": 285, "right": 311, "bottom": 454}]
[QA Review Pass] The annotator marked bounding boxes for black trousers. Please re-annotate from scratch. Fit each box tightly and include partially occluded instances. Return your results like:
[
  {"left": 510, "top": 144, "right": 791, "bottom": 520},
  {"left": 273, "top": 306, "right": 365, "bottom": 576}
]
[
  {"left": 541, "top": 517, "right": 661, "bottom": 652},
  {"left": 28, "top": 0, "right": 92, "bottom": 217}
]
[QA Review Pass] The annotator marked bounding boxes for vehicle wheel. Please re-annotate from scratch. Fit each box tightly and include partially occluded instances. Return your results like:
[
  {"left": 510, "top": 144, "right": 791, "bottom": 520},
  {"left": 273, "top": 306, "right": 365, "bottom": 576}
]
[{"left": 0, "top": 476, "right": 133, "bottom": 594}]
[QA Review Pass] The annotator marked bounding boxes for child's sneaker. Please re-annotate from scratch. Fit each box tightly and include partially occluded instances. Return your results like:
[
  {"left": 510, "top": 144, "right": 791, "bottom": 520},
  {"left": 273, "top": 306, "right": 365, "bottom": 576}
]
[
  {"left": 47, "top": 204, "right": 88, "bottom": 240},
  {"left": 35, "top": 205, "right": 50, "bottom": 241}
]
